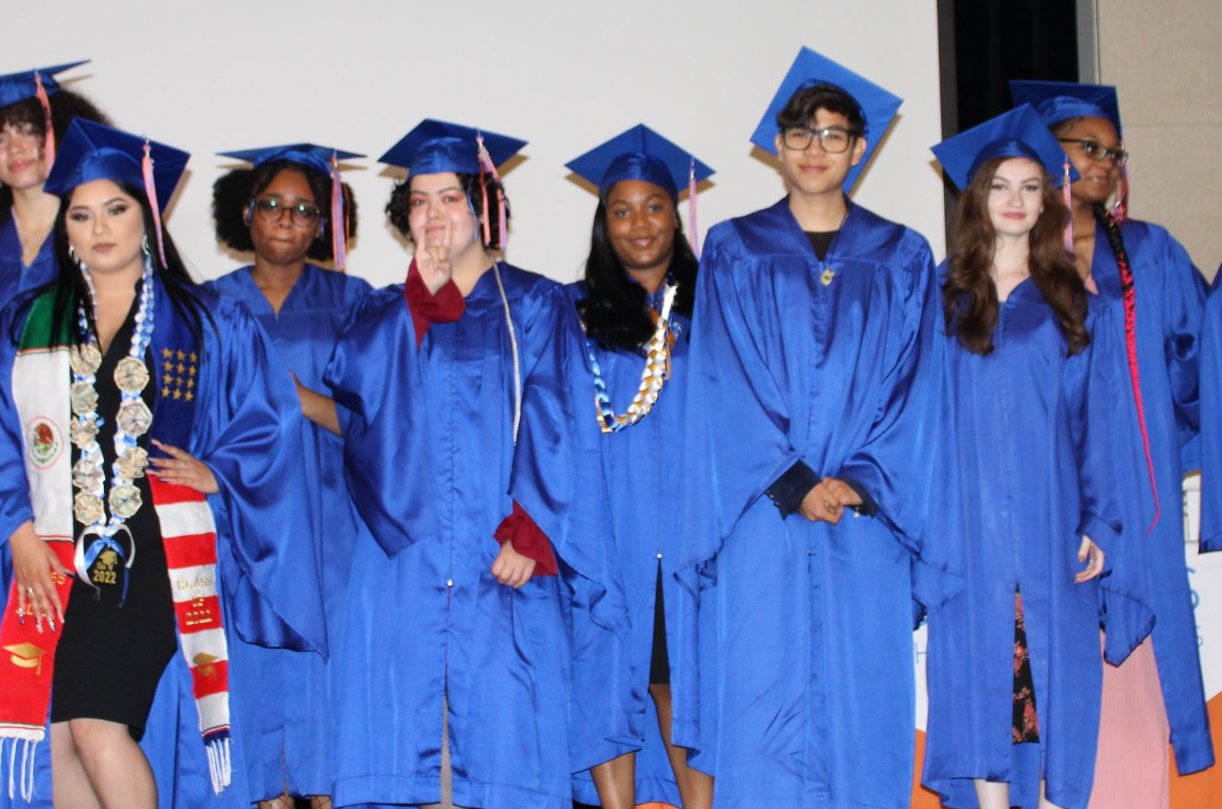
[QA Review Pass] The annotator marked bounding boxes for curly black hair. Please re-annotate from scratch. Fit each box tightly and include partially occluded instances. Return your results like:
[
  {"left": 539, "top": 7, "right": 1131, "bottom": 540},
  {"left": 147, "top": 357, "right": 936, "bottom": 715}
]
[
  {"left": 385, "top": 172, "right": 510, "bottom": 249},
  {"left": 211, "top": 160, "right": 358, "bottom": 262},
  {"left": 0, "top": 87, "right": 111, "bottom": 225}
]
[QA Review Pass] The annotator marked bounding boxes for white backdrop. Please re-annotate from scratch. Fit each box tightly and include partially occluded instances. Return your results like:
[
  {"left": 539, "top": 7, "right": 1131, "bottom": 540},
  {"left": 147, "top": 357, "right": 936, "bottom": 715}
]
[{"left": 10, "top": 0, "right": 945, "bottom": 287}]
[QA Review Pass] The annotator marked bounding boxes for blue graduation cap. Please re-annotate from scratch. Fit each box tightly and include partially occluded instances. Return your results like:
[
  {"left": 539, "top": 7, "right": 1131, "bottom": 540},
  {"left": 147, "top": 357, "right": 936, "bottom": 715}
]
[
  {"left": 45, "top": 118, "right": 189, "bottom": 207},
  {"left": 932, "top": 104, "right": 1078, "bottom": 191},
  {"left": 378, "top": 119, "right": 526, "bottom": 176},
  {"left": 750, "top": 47, "right": 903, "bottom": 190},
  {"left": 217, "top": 143, "right": 363, "bottom": 177},
  {"left": 565, "top": 124, "right": 714, "bottom": 199},
  {"left": 0, "top": 60, "right": 88, "bottom": 109},
  {"left": 1009, "top": 80, "right": 1123, "bottom": 135}
]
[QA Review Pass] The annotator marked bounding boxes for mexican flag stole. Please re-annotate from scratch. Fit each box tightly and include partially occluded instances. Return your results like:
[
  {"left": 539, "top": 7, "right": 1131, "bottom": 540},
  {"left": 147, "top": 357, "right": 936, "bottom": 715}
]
[{"left": 0, "top": 283, "right": 234, "bottom": 799}]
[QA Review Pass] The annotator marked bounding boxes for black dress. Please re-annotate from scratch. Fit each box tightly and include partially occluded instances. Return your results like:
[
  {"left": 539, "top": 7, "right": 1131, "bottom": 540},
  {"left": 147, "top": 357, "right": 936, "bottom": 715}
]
[{"left": 50, "top": 301, "right": 178, "bottom": 738}]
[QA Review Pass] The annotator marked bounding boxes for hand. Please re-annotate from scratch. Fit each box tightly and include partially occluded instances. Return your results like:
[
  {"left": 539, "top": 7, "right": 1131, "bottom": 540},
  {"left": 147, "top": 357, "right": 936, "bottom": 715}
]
[
  {"left": 417, "top": 217, "right": 453, "bottom": 294},
  {"left": 9, "top": 521, "right": 69, "bottom": 632},
  {"left": 149, "top": 439, "right": 219, "bottom": 494},
  {"left": 1075, "top": 536, "right": 1105, "bottom": 583},
  {"left": 799, "top": 481, "right": 845, "bottom": 525},
  {"left": 491, "top": 539, "right": 537, "bottom": 589},
  {"left": 821, "top": 477, "right": 863, "bottom": 508}
]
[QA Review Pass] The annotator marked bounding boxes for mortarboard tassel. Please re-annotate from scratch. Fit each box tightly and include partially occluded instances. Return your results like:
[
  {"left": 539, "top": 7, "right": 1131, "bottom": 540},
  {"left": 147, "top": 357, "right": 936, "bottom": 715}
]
[
  {"left": 141, "top": 141, "right": 168, "bottom": 267},
  {"left": 1062, "top": 156, "right": 1073, "bottom": 253},
  {"left": 687, "top": 157, "right": 700, "bottom": 257},
  {"left": 33, "top": 71, "right": 55, "bottom": 172},
  {"left": 475, "top": 133, "right": 508, "bottom": 251},
  {"left": 330, "top": 152, "right": 347, "bottom": 271}
]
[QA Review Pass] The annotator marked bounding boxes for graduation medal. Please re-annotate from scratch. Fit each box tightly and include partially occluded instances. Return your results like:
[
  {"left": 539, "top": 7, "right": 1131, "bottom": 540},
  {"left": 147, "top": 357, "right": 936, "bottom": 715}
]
[
  {"left": 69, "top": 255, "right": 156, "bottom": 600},
  {"left": 585, "top": 280, "right": 677, "bottom": 434}
]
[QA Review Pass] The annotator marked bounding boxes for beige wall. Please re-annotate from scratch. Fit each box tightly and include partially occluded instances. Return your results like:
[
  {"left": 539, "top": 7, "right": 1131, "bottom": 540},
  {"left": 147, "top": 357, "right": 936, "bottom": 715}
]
[{"left": 1096, "top": 0, "right": 1222, "bottom": 280}]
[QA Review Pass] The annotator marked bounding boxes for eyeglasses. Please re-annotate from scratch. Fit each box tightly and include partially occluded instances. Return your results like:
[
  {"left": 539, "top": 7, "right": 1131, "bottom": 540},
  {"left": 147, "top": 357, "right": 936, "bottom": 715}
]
[
  {"left": 781, "top": 126, "right": 856, "bottom": 154},
  {"left": 250, "top": 197, "right": 324, "bottom": 227},
  {"left": 1057, "top": 138, "right": 1129, "bottom": 167}
]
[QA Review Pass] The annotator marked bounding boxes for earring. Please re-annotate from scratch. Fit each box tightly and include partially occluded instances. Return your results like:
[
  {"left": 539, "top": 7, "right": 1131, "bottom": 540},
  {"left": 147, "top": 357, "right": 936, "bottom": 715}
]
[
  {"left": 142, "top": 236, "right": 151, "bottom": 257},
  {"left": 68, "top": 244, "right": 80, "bottom": 266}
]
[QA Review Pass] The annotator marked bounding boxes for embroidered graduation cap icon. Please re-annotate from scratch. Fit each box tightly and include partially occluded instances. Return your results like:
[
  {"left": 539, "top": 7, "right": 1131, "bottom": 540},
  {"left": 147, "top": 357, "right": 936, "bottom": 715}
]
[
  {"left": 566, "top": 124, "right": 715, "bottom": 199},
  {"left": 219, "top": 144, "right": 364, "bottom": 269},
  {"left": 4, "top": 642, "right": 47, "bottom": 676},
  {"left": 931, "top": 104, "right": 1078, "bottom": 191},
  {"left": 750, "top": 47, "right": 903, "bottom": 191},
  {"left": 0, "top": 60, "right": 88, "bottom": 109},
  {"left": 1009, "top": 79, "right": 1123, "bottom": 135},
  {"left": 378, "top": 119, "right": 526, "bottom": 176}
]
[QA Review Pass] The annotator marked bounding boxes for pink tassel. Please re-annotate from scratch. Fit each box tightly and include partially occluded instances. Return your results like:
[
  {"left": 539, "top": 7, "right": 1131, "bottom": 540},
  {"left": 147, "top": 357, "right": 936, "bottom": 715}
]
[
  {"left": 33, "top": 71, "right": 55, "bottom": 172},
  {"left": 141, "top": 141, "right": 167, "bottom": 267},
  {"left": 1062, "top": 157, "right": 1073, "bottom": 253},
  {"left": 475, "top": 133, "right": 508, "bottom": 250},
  {"left": 687, "top": 157, "right": 699, "bottom": 257},
  {"left": 1111, "top": 165, "right": 1129, "bottom": 224},
  {"left": 330, "top": 152, "right": 347, "bottom": 271}
]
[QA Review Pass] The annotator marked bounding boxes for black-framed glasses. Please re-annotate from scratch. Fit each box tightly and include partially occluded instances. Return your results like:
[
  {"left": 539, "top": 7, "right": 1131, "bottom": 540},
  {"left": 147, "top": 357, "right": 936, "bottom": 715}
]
[
  {"left": 250, "top": 197, "right": 324, "bottom": 227},
  {"left": 781, "top": 126, "right": 856, "bottom": 154},
  {"left": 1057, "top": 138, "right": 1129, "bottom": 167}
]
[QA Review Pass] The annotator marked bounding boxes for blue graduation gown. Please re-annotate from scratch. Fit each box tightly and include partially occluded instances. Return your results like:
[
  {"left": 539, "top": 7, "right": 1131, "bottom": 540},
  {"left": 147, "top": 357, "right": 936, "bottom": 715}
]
[
  {"left": 0, "top": 217, "right": 58, "bottom": 609},
  {"left": 0, "top": 283, "right": 325, "bottom": 809},
  {"left": 567, "top": 282, "right": 687, "bottom": 808},
  {"left": 1089, "top": 220, "right": 1213, "bottom": 773},
  {"left": 206, "top": 264, "right": 371, "bottom": 799},
  {"left": 324, "top": 263, "right": 628, "bottom": 809},
  {"left": 1199, "top": 268, "right": 1222, "bottom": 554},
  {"left": 921, "top": 279, "right": 1150, "bottom": 809},
  {"left": 673, "top": 199, "right": 949, "bottom": 809}
]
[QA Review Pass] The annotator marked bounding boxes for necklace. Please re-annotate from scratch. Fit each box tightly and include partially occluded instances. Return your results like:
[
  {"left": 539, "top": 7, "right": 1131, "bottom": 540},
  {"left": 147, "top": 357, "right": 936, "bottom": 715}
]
[
  {"left": 11, "top": 209, "right": 52, "bottom": 265},
  {"left": 585, "top": 281, "right": 676, "bottom": 434},
  {"left": 69, "top": 255, "right": 156, "bottom": 599}
]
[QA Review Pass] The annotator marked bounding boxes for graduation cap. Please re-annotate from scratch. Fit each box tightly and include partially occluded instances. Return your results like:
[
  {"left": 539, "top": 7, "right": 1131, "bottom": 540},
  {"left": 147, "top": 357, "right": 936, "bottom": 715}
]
[
  {"left": 219, "top": 144, "right": 364, "bottom": 268},
  {"left": 931, "top": 104, "right": 1078, "bottom": 191},
  {"left": 378, "top": 119, "right": 526, "bottom": 176},
  {"left": 218, "top": 143, "right": 363, "bottom": 178},
  {"left": 566, "top": 124, "right": 714, "bottom": 199},
  {"left": 750, "top": 47, "right": 903, "bottom": 191},
  {"left": 4, "top": 642, "right": 47, "bottom": 675},
  {"left": 44, "top": 118, "right": 189, "bottom": 266},
  {"left": 0, "top": 60, "right": 87, "bottom": 109},
  {"left": 0, "top": 60, "right": 90, "bottom": 172},
  {"left": 1009, "top": 79, "right": 1123, "bottom": 135}
]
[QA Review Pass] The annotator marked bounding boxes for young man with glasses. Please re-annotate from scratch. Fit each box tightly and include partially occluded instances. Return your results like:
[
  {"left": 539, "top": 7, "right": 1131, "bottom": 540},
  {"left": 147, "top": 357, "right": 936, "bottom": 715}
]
[{"left": 671, "top": 48, "right": 947, "bottom": 809}]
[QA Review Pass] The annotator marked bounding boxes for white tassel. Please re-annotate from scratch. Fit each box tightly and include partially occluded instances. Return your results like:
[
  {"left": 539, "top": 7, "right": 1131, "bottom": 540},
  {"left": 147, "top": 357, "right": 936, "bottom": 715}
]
[
  {"left": 205, "top": 737, "right": 231, "bottom": 795},
  {"left": 22, "top": 740, "right": 36, "bottom": 802}
]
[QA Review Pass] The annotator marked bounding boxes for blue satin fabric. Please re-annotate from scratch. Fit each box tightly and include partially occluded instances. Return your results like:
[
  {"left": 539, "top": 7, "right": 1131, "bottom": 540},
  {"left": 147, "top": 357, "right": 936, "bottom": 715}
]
[
  {"left": 1089, "top": 220, "right": 1214, "bottom": 774},
  {"left": 206, "top": 264, "right": 370, "bottom": 799},
  {"left": 1200, "top": 270, "right": 1222, "bottom": 554},
  {"left": 0, "top": 279, "right": 324, "bottom": 808},
  {"left": 0, "top": 217, "right": 59, "bottom": 610},
  {"left": 672, "top": 198, "right": 950, "bottom": 808},
  {"left": 567, "top": 281, "right": 689, "bottom": 807},
  {"left": 921, "top": 278, "right": 1151, "bottom": 809},
  {"left": 323, "top": 263, "right": 628, "bottom": 809}
]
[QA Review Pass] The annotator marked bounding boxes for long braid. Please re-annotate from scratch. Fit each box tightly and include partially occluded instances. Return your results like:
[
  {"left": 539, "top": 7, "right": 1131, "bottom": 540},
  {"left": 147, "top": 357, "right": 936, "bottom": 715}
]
[{"left": 1094, "top": 201, "right": 1160, "bottom": 531}]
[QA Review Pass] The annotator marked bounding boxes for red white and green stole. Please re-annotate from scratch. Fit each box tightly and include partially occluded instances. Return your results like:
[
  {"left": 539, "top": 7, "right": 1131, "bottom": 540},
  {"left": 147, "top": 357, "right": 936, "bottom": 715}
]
[{"left": 0, "top": 284, "right": 233, "bottom": 798}]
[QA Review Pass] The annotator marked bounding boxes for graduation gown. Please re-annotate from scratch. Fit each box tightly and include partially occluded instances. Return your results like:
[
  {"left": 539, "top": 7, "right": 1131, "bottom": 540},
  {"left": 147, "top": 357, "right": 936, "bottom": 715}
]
[
  {"left": 206, "top": 263, "right": 371, "bottom": 799},
  {"left": 1199, "top": 269, "right": 1222, "bottom": 554},
  {"left": 0, "top": 217, "right": 58, "bottom": 610},
  {"left": 567, "top": 282, "right": 687, "bottom": 808},
  {"left": 672, "top": 199, "right": 949, "bottom": 809},
  {"left": 921, "top": 279, "right": 1151, "bottom": 809},
  {"left": 1088, "top": 220, "right": 1213, "bottom": 773},
  {"left": 0, "top": 281, "right": 325, "bottom": 809},
  {"left": 324, "top": 263, "right": 628, "bottom": 809}
]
